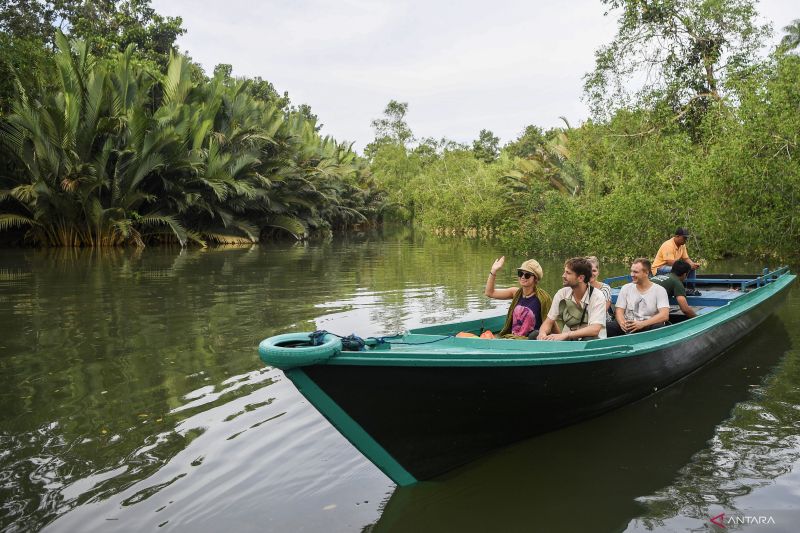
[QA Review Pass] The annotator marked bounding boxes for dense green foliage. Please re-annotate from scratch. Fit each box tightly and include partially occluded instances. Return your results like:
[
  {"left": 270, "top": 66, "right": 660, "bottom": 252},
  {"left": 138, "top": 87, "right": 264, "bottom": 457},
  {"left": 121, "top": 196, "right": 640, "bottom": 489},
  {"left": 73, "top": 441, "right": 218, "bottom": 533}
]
[
  {"left": 0, "top": 0, "right": 186, "bottom": 113},
  {"left": 584, "top": 0, "right": 769, "bottom": 132},
  {"left": 0, "top": 1, "right": 385, "bottom": 247},
  {"left": 0, "top": 32, "right": 383, "bottom": 246},
  {"left": 364, "top": 1, "right": 799, "bottom": 261},
  {"left": 2, "top": 0, "right": 796, "bottom": 258}
]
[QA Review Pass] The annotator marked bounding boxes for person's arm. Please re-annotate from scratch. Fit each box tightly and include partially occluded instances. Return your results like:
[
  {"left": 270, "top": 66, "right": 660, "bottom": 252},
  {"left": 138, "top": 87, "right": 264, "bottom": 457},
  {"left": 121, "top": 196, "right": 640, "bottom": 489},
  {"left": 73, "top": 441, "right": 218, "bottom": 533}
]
[
  {"left": 681, "top": 247, "right": 700, "bottom": 269},
  {"left": 544, "top": 323, "right": 601, "bottom": 340},
  {"left": 587, "top": 290, "right": 608, "bottom": 331},
  {"left": 629, "top": 307, "right": 670, "bottom": 331},
  {"left": 614, "top": 287, "right": 632, "bottom": 333},
  {"left": 676, "top": 295, "right": 697, "bottom": 318},
  {"left": 601, "top": 284, "right": 612, "bottom": 311},
  {"left": 537, "top": 317, "right": 556, "bottom": 339},
  {"left": 537, "top": 291, "right": 563, "bottom": 338},
  {"left": 485, "top": 256, "right": 516, "bottom": 299}
]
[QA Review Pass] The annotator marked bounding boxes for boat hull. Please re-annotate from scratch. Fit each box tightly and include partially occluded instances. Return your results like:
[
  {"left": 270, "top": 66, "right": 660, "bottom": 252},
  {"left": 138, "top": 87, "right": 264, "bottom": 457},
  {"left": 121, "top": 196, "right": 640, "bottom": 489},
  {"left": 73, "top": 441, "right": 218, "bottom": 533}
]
[{"left": 266, "top": 271, "right": 795, "bottom": 485}]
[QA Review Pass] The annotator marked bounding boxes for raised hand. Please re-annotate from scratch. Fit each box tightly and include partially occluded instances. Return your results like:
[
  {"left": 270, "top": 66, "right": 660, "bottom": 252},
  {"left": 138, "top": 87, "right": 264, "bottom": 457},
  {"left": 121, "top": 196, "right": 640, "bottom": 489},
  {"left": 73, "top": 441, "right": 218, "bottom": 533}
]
[{"left": 490, "top": 256, "right": 505, "bottom": 275}]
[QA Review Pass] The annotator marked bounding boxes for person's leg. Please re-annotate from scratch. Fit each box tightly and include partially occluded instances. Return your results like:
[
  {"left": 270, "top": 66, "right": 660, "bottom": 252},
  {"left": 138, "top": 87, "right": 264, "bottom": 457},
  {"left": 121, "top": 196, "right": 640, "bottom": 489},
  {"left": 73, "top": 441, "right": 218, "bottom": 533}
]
[{"left": 656, "top": 266, "right": 672, "bottom": 275}]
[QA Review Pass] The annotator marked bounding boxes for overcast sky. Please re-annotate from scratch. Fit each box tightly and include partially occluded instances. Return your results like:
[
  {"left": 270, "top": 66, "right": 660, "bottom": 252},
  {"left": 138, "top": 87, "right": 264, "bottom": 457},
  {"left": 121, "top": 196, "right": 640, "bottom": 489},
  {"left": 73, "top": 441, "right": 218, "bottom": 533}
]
[{"left": 151, "top": 0, "right": 796, "bottom": 152}]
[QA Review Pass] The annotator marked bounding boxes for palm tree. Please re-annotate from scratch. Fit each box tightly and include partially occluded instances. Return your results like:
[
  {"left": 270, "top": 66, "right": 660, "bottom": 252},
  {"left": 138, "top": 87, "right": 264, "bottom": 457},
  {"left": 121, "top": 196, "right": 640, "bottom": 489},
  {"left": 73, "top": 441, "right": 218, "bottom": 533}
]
[
  {"left": 501, "top": 123, "right": 586, "bottom": 208},
  {"left": 1, "top": 33, "right": 382, "bottom": 247},
  {"left": 779, "top": 19, "right": 800, "bottom": 53},
  {"left": 0, "top": 33, "right": 191, "bottom": 246}
]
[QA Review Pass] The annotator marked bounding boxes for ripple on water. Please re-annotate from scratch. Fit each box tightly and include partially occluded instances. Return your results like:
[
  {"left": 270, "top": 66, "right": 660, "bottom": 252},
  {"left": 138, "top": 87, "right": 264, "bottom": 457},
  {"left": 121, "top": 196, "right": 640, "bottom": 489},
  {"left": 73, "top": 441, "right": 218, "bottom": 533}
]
[{"left": 42, "top": 369, "right": 392, "bottom": 532}]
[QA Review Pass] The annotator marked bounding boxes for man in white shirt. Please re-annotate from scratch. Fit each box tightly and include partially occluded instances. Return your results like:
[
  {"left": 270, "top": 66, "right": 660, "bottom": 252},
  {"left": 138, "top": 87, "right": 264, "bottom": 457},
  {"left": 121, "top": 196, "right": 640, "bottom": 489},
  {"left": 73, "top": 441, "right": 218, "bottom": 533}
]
[
  {"left": 611, "top": 258, "right": 670, "bottom": 336},
  {"left": 538, "top": 257, "right": 608, "bottom": 340}
]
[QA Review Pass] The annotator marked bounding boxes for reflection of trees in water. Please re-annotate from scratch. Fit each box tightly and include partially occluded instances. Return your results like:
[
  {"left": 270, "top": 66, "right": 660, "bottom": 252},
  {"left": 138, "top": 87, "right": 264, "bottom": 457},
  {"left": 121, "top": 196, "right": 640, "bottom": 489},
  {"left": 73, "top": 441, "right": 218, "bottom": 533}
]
[
  {"left": 630, "top": 331, "right": 800, "bottom": 530},
  {"left": 0, "top": 248, "right": 282, "bottom": 530},
  {"left": 0, "top": 236, "right": 611, "bottom": 530},
  {"left": 0, "top": 237, "right": 514, "bottom": 529}
]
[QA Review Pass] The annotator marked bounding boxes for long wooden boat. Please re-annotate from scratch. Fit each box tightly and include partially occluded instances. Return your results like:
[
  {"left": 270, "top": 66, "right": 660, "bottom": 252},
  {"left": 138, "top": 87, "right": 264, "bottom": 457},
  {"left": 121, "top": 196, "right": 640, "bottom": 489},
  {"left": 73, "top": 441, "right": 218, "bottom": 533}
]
[{"left": 258, "top": 267, "right": 795, "bottom": 486}]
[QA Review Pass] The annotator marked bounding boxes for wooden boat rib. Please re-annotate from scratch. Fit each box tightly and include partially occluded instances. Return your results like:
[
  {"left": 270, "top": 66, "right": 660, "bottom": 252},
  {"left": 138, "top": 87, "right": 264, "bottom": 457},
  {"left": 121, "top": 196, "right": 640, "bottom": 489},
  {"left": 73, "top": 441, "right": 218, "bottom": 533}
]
[{"left": 258, "top": 267, "right": 795, "bottom": 486}]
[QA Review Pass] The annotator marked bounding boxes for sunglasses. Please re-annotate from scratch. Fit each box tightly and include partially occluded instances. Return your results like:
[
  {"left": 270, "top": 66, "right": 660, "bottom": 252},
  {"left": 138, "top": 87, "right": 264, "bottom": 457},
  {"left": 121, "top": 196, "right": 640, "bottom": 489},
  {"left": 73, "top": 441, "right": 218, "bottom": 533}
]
[{"left": 517, "top": 270, "right": 536, "bottom": 280}]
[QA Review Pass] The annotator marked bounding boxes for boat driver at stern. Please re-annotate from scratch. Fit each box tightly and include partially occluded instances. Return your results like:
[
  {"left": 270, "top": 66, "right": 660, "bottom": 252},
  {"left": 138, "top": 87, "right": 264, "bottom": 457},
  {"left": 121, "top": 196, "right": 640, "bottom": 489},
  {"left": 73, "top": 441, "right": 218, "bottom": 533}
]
[{"left": 538, "top": 257, "right": 608, "bottom": 341}]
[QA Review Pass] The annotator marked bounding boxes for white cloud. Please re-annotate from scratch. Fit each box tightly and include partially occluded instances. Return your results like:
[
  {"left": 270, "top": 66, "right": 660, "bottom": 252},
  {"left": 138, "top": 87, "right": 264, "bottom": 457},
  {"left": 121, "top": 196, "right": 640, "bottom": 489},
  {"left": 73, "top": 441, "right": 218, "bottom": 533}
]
[{"left": 151, "top": 0, "right": 798, "bottom": 152}]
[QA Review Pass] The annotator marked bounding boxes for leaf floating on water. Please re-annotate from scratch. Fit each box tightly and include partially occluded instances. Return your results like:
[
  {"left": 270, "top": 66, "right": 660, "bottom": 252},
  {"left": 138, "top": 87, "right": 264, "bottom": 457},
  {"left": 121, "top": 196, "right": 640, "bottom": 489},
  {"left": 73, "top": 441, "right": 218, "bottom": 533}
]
[{"left": 323, "top": 504, "right": 337, "bottom": 511}]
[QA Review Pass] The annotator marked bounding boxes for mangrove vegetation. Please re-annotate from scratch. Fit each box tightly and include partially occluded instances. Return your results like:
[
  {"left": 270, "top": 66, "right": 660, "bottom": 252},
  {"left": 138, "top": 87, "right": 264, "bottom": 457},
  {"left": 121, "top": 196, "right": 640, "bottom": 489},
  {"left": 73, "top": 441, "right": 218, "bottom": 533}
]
[
  {"left": 366, "top": 0, "right": 800, "bottom": 261},
  {"left": 1, "top": 0, "right": 798, "bottom": 260},
  {"left": 0, "top": 1, "right": 384, "bottom": 247}
]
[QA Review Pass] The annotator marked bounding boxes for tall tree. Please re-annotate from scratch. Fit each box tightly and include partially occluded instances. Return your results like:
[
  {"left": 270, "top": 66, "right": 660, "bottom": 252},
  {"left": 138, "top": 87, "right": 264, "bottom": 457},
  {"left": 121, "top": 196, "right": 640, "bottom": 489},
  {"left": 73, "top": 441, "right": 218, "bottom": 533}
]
[
  {"left": 503, "top": 125, "right": 546, "bottom": 159},
  {"left": 584, "top": 0, "right": 770, "bottom": 126},
  {"left": 367, "top": 100, "right": 414, "bottom": 148},
  {"left": 0, "top": 0, "right": 60, "bottom": 42},
  {"left": 63, "top": 0, "right": 185, "bottom": 67},
  {"left": 0, "top": 0, "right": 185, "bottom": 66},
  {"left": 471, "top": 129, "right": 499, "bottom": 163}
]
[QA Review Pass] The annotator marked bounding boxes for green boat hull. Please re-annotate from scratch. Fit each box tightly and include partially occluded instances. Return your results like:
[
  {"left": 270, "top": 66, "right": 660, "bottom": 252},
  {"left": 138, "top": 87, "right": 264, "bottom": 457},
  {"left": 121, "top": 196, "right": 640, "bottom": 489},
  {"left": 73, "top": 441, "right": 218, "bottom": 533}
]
[{"left": 259, "top": 269, "right": 796, "bottom": 485}]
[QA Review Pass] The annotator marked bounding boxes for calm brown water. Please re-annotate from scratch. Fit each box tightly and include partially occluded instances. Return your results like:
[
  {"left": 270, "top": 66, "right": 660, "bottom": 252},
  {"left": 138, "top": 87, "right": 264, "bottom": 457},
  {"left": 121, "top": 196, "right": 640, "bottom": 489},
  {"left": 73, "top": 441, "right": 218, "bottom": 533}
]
[{"left": 1, "top": 232, "right": 798, "bottom": 532}]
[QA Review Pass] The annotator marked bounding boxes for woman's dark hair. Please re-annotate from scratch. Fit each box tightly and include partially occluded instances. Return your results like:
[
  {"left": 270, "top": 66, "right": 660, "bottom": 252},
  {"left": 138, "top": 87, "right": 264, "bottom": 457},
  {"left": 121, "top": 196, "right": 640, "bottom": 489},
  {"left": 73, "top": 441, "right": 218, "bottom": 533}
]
[
  {"left": 672, "top": 259, "right": 691, "bottom": 277},
  {"left": 565, "top": 257, "right": 592, "bottom": 284}
]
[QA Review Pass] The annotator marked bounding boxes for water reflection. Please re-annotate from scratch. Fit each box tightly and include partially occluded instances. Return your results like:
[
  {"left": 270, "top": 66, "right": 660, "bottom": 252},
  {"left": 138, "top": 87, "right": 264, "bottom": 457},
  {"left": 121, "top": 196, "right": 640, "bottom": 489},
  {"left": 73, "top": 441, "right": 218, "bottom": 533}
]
[
  {"left": 1, "top": 238, "right": 516, "bottom": 531},
  {"left": 626, "top": 327, "right": 800, "bottom": 530},
  {"left": 372, "top": 320, "right": 795, "bottom": 533},
  {"left": 0, "top": 242, "right": 796, "bottom": 532}
]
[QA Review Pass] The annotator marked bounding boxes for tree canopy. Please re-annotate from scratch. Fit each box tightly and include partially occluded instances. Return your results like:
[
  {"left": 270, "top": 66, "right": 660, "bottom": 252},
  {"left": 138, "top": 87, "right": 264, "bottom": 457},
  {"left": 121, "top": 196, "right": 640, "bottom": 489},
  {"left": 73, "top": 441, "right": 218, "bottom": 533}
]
[{"left": 583, "top": 0, "right": 770, "bottom": 132}]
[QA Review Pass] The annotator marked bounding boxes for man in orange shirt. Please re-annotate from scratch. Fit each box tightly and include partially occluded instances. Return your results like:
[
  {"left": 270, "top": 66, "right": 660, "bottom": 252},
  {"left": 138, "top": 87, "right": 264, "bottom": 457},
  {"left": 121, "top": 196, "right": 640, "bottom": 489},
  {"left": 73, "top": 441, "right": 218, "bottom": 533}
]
[{"left": 652, "top": 228, "right": 702, "bottom": 295}]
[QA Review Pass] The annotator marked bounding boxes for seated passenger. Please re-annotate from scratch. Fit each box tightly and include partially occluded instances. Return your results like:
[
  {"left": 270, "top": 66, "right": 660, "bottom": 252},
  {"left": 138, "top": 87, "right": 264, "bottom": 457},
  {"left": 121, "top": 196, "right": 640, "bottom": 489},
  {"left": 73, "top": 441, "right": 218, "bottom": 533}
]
[
  {"left": 486, "top": 256, "right": 552, "bottom": 338},
  {"left": 586, "top": 256, "right": 612, "bottom": 312},
  {"left": 537, "top": 257, "right": 607, "bottom": 340},
  {"left": 651, "top": 259, "right": 697, "bottom": 319},
  {"left": 608, "top": 258, "right": 670, "bottom": 336},
  {"left": 652, "top": 227, "right": 702, "bottom": 295}
]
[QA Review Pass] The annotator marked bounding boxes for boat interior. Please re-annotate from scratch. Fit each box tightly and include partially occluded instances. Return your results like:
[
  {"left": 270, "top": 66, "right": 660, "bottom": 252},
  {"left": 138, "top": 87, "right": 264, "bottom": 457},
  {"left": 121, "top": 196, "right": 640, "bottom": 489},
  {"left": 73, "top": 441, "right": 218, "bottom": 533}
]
[{"left": 402, "top": 268, "right": 790, "bottom": 342}]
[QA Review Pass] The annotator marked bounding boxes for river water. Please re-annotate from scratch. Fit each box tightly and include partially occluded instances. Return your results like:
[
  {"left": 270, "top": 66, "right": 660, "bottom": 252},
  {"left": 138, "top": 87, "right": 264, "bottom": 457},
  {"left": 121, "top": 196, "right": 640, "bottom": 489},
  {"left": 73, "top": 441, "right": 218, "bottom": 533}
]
[{"left": 1, "top": 232, "right": 798, "bottom": 532}]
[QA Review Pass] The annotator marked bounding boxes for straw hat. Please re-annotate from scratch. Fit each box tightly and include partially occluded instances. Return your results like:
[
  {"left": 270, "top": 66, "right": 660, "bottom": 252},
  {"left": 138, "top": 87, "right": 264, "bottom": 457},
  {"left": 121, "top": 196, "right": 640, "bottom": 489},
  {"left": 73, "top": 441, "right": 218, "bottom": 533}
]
[{"left": 518, "top": 259, "right": 543, "bottom": 280}]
